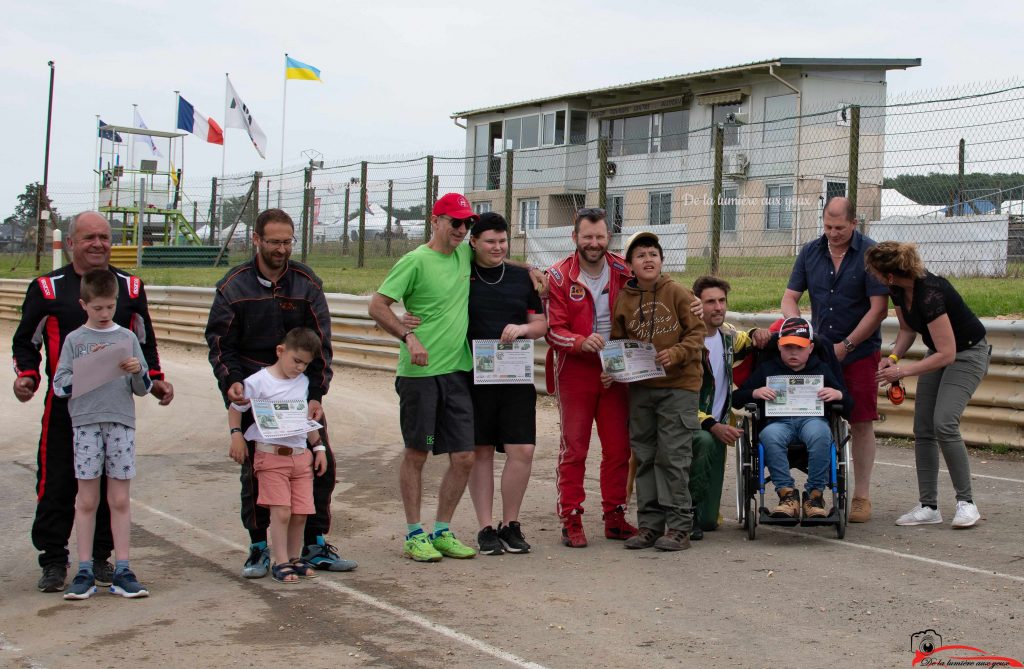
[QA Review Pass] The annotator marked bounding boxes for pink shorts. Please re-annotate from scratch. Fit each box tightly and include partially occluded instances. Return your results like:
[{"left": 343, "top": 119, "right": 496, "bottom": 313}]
[
  {"left": 843, "top": 351, "right": 881, "bottom": 423},
  {"left": 254, "top": 449, "right": 315, "bottom": 514}
]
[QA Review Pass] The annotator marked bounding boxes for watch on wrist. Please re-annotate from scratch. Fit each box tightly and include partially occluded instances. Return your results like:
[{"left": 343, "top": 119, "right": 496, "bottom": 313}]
[
  {"left": 230, "top": 427, "right": 243, "bottom": 435},
  {"left": 400, "top": 330, "right": 413, "bottom": 343},
  {"left": 842, "top": 337, "right": 856, "bottom": 352}
]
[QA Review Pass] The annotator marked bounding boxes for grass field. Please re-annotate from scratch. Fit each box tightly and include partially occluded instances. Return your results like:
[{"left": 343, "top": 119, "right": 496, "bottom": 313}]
[{"left": 2, "top": 247, "right": 1021, "bottom": 317}]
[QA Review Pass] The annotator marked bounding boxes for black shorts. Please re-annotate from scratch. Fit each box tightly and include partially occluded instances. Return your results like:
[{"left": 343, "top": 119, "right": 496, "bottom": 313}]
[
  {"left": 471, "top": 383, "right": 537, "bottom": 452},
  {"left": 395, "top": 372, "right": 475, "bottom": 455}
]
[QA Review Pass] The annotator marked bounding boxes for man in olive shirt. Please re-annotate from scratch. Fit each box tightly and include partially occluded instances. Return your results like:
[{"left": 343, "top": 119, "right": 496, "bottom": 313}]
[{"left": 368, "top": 193, "right": 480, "bottom": 562}]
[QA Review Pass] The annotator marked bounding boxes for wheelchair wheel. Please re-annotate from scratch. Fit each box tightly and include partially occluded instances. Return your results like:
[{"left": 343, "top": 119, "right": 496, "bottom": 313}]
[
  {"left": 746, "top": 494, "right": 757, "bottom": 540},
  {"left": 836, "top": 497, "right": 847, "bottom": 539},
  {"left": 735, "top": 436, "right": 745, "bottom": 524}
]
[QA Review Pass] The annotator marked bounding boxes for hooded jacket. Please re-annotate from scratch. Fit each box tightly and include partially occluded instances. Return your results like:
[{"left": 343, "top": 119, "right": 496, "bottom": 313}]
[{"left": 610, "top": 274, "right": 704, "bottom": 391}]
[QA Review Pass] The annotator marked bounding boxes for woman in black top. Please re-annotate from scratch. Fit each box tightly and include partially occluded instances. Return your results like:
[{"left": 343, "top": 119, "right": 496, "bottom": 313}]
[{"left": 864, "top": 241, "right": 988, "bottom": 530}]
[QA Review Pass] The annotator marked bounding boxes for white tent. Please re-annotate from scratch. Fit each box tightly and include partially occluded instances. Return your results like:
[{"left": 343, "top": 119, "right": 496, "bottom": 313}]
[{"left": 880, "top": 189, "right": 942, "bottom": 219}]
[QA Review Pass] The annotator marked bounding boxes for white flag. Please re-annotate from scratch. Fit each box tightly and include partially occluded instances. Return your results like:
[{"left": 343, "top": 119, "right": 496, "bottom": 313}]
[
  {"left": 225, "top": 76, "right": 268, "bottom": 158},
  {"left": 133, "top": 108, "right": 162, "bottom": 157}
]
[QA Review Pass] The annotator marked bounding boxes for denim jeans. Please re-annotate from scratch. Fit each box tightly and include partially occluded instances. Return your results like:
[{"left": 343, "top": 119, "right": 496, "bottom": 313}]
[{"left": 760, "top": 417, "right": 832, "bottom": 492}]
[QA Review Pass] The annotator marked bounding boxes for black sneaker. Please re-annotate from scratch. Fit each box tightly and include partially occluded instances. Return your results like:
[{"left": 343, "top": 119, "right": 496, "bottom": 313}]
[
  {"left": 242, "top": 543, "right": 270, "bottom": 579},
  {"left": 497, "top": 521, "right": 531, "bottom": 554},
  {"left": 93, "top": 560, "right": 114, "bottom": 587},
  {"left": 476, "top": 526, "right": 504, "bottom": 555},
  {"left": 38, "top": 563, "right": 67, "bottom": 593}
]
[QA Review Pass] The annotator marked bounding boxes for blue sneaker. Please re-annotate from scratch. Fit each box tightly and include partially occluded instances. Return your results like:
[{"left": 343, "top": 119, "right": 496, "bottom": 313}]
[
  {"left": 110, "top": 568, "right": 149, "bottom": 598},
  {"left": 63, "top": 570, "right": 97, "bottom": 600},
  {"left": 301, "top": 539, "right": 357, "bottom": 572},
  {"left": 242, "top": 543, "right": 270, "bottom": 579}
]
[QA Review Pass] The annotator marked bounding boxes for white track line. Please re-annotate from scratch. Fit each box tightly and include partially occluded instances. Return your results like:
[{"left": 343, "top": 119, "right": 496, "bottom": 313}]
[
  {"left": 0, "top": 632, "right": 47, "bottom": 669},
  {"left": 724, "top": 516, "right": 1024, "bottom": 584},
  {"left": 134, "top": 501, "right": 549, "bottom": 669},
  {"left": 875, "top": 460, "right": 1024, "bottom": 485}
]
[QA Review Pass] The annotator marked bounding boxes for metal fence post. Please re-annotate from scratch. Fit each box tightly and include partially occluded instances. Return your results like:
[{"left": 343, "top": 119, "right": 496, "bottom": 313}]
[
  {"left": 342, "top": 185, "right": 351, "bottom": 255},
  {"left": 433, "top": 175, "right": 440, "bottom": 204},
  {"left": 505, "top": 148, "right": 514, "bottom": 229},
  {"left": 957, "top": 138, "right": 966, "bottom": 214},
  {"left": 847, "top": 104, "right": 860, "bottom": 213},
  {"left": 358, "top": 161, "right": 368, "bottom": 268},
  {"left": 248, "top": 171, "right": 262, "bottom": 255},
  {"left": 208, "top": 177, "right": 218, "bottom": 245},
  {"left": 711, "top": 125, "right": 724, "bottom": 275},
  {"left": 307, "top": 186, "right": 316, "bottom": 255},
  {"left": 386, "top": 179, "right": 394, "bottom": 258},
  {"left": 424, "top": 155, "right": 434, "bottom": 242},
  {"left": 598, "top": 137, "right": 608, "bottom": 209},
  {"left": 300, "top": 166, "right": 312, "bottom": 263}
]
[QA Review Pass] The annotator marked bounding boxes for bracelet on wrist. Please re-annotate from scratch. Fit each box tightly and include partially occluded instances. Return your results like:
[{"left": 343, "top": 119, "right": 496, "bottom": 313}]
[
  {"left": 311, "top": 444, "right": 326, "bottom": 452},
  {"left": 888, "top": 353, "right": 900, "bottom": 363}
]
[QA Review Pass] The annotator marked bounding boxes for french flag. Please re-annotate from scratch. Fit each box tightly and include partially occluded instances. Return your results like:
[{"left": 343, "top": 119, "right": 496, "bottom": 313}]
[{"left": 177, "top": 96, "right": 224, "bottom": 145}]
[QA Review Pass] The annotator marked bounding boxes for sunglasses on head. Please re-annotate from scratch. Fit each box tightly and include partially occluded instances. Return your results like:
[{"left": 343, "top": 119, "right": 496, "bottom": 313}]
[{"left": 576, "top": 207, "right": 606, "bottom": 219}]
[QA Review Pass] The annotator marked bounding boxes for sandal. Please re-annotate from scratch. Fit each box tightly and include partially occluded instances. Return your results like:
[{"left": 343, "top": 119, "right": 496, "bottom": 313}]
[
  {"left": 289, "top": 558, "right": 319, "bottom": 579},
  {"left": 271, "top": 563, "right": 300, "bottom": 584}
]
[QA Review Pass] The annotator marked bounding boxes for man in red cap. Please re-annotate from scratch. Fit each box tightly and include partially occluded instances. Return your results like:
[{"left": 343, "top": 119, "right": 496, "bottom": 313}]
[{"left": 370, "top": 193, "right": 545, "bottom": 562}]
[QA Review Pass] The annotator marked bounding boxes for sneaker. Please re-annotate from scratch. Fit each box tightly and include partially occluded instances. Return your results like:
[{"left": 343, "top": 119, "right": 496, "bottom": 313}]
[
  {"left": 93, "top": 560, "right": 114, "bottom": 587},
  {"left": 497, "top": 521, "right": 531, "bottom": 554},
  {"left": 403, "top": 532, "right": 443, "bottom": 562},
  {"left": 476, "top": 526, "right": 504, "bottom": 556},
  {"left": 849, "top": 497, "right": 872, "bottom": 523},
  {"left": 802, "top": 489, "right": 828, "bottom": 519},
  {"left": 110, "top": 568, "right": 149, "bottom": 598},
  {"left": 654, "top": 529, "right": 691, "bottom": 552},
  {"left": 62, "top": 570, "right": 96, "bottom": 600},
  {"left": 951, "top": 501, "right": 981, "bottom": 529},
  {"left": 623, "top": 527, "right": 659, "bottom": 550},
  {"left": 895, "top": 504, "right": 943, "bottom": 526},
  {"left": 431, "top": 530, "right": 477, "bottom": 559},
  {"left": 242, "top": 543, "right": 271, "bottom": 579},
  {"left": 561, "top": 514, "right": 588, "bottom": 548},
  {"left": 37, "top": 563, "right": 67, "bottom": 593},
  {"left": 771, "top": 488, "right": 800, "bottom": 519},
  {"left": 603, "top": 506, "right": 638, "bottom": 540},
  {"left": 302, "top": 540, "right": 358, "bottom": 572}
]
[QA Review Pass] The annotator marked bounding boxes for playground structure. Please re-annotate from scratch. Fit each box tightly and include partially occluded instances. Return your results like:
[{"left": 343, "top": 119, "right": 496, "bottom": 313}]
[{"left": 96, "top": 124, "right": 221, "bottom": 266}]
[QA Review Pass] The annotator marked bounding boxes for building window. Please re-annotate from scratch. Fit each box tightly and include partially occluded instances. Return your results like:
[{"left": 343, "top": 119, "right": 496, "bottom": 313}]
[
  {"left": 569, "top": 111, "right": 588, "bottom": 145},
  {"left": 473, "top": 124, "right": 489, "bottom": 191},
  {"left": 600, "top": 109, "right": 689, "bottom": 156},
  {"left": 608, "top": 195, "right": 624, "bottom": 234},
  {"left": 649, "top": 191, "right": 672, "bottom": 226},
  {"left": 712, "top": 103, "right": 742, "bottom": 147},
  {"left": 503, "top": 115, "right": 541, "bottom": 150},
  {"left": 714, "top": 187, "right": 737, "bottom": 232},
  {"left": 766, "top": 184, "right": 794, "bottom": 230},
  {"left": 763, "top": 94, "right": 797, "bottom": 145},
  {"left": 519, "top": 198, "right": 539, "bottom": 231},
  {"left": 473, "top": 202, "right": 492, "bottom": 215},
  {"left": 542, "top": 111, "right": 566, "bottom": 146}
]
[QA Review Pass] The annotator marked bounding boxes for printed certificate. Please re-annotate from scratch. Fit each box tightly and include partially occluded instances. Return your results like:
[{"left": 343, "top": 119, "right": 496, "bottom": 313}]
[
  {"left": 764, "top": 375, "right": 825, "bottom": 417},
  {"left": 600, "top": 340, "right": 666, "bottom": 383},
  {"left": 473, "top": 339, "right": 535, "bottom": 385},
  {"left": 251, "top": 399, "right": 323, "bottom": 441}
]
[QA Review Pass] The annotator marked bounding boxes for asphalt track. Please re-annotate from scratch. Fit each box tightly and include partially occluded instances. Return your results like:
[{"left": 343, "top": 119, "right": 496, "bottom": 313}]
[{"left": 1, "top": 325, "right": 1022, "bottom": 668}]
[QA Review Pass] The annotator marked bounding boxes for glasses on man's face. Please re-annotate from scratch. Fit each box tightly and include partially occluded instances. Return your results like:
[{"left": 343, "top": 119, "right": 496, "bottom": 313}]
[
  {"left": 260, "top": 237, "right": 295, "bottom": 249},
  {"left": 576, "top": 207, "right": 606, "bottom": 219},
  {"left": 442, "top": 216, "right": 470, "bottom": 230}
]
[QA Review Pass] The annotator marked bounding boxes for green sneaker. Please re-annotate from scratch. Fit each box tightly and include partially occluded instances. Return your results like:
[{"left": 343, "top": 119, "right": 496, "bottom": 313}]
[
  {"left": 404, "top": 532, "right": 443, "bottom": 562},
  {"left": 431, "top": 530, "right": 477, "bottom": 559}
]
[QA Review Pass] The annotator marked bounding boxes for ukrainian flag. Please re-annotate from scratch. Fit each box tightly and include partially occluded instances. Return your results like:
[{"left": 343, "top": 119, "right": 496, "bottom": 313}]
[{"left": 285, "top": 56, "right": 321, "bottom": 81}]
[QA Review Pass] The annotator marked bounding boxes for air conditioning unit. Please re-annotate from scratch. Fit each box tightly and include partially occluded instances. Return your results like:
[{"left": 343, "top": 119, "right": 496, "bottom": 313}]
[{"left": 723, "top": 153, "right": 749, "bottom": 178}]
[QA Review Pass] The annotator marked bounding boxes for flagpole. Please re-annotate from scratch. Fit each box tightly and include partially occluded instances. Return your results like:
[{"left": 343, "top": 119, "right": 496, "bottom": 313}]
[
  {"left": 93, "top": 114, "right": 100, "bottom": 209},
  {"left": 278, "top": 53, "right": 288, "bottom": 207},
  {"left": 221, "top": 73, "right": 229, "bottom": 246}
]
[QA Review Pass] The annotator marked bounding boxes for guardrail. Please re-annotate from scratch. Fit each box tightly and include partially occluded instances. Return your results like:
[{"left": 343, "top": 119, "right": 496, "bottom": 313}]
[{"left": 2, "top": 279, "right": 1021, "bottom": 448}]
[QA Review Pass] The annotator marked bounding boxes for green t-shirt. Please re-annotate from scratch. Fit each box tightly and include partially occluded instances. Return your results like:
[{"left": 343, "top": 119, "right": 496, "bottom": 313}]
[{"left": 377, "top": 243, "right": 472, "bottom": 377}]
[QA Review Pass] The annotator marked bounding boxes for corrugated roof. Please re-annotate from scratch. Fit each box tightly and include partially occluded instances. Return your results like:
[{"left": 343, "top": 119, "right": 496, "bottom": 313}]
[{"left": 451, "top": 57, "right": 921, "bottom": 118}]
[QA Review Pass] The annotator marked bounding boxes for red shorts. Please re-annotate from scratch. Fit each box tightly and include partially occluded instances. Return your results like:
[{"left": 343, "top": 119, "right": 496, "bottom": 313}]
[
  {"left": 253, "top": 449, "right": 315, "bottom": 514},
  {"left": 843, "top": 351, "right": 880, "bottom": 423}
]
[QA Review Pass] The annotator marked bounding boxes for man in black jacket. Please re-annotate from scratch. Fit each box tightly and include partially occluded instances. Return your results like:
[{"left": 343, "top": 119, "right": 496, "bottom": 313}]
[
  {"left": 12, "top": 211, "right": 174, "bottom": 593},
  {"left": 205, "top": 208, "right": 356, "bottom": 577}
]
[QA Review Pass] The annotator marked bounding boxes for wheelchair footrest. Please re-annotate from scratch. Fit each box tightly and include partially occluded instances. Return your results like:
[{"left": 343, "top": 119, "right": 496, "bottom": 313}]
[
  {"left": 800, "top": 508, "right": 840, "bottom": 527},
  {"left": 758, "top": 509, "right": 800, "bottom": 526}
]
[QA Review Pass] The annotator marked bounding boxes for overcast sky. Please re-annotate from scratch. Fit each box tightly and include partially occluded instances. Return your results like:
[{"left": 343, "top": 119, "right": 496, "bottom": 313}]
[{"left": 3, "top": 0, "right": 1023, "bottom": 216}]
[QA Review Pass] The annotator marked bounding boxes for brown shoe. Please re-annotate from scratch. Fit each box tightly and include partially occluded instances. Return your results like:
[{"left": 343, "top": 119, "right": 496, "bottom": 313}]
[
  {"left": 849, "top": 497, "right": 872, "bottom": 523},
  {"left": 623, "top": 527, "right": 659, "bottom": 549},
  {"left": 654, "top": 529, "right": 691, "bottom": 552},
  {"left": 803, "top": 489, "right": 828, "bottom": 518},
  {"left": 771, "top": 488, "right": 800, "bottom": 518}
]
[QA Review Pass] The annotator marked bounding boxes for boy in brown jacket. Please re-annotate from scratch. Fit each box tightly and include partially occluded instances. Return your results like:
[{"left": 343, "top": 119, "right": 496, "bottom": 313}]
[{"left": 603, "top": 232, "right": 705, "bottom": 551}]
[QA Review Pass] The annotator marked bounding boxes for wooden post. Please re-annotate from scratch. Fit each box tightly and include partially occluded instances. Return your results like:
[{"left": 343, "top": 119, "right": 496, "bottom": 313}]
[
  {"left": 358, "top": 161, "right": 368, "bottom": 268},
  {"left": 424, "top": 155, "right": 434, "bottom": 242},
  {"left": 208, "top": 177, "right": 218, "bottom": 246},
  {"left": 847, "top": 105, "right": 860, "bottom": 213},
  {"left": 598, "top": 137, "right": 608, "bottom": 209},
  {"left": 385, "top": 179, "right": 394, "bottom": 258},
  {"left": 958, "top": 138, "right": 966, "bottom": 213},
  {"left": 300, "top": 166, "right": 311, "bottom": 263},
  {"left": 342, "top": 185, "right": 350, "bottom": 255},
  {"left": 505, "top": 148, "right": 514, "bottom": 230},
  {"left": 711, "top": 124, "right": 724, "bottom": 275}
]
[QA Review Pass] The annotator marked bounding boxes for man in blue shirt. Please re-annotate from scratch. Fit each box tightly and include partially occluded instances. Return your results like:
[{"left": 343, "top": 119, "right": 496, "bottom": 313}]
[{"left": 781, "top": 197, "right": 887, "bottom": 523}]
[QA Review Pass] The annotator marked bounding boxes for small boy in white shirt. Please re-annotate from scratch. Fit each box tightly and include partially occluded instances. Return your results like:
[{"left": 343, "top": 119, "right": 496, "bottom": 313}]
[{"left": 228, "top": 328, "right": 326, "bottom": 583}]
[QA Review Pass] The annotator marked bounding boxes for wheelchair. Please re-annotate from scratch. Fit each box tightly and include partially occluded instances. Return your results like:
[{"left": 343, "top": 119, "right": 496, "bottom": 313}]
[{"left": 733, "top": 340, "right": 852, "bottom": 540}]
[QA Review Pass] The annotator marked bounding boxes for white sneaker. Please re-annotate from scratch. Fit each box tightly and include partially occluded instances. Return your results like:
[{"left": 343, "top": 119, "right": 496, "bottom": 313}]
[
  {"left": 895, "top": 504, "right": 943, "bottom": 526},
  {"left": 951, "top": 501, "right": 981, "bottom": 529}
]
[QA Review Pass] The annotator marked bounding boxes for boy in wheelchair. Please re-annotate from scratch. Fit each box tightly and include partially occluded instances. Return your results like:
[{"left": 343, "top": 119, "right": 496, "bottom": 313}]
[{"left": 732, "top": 317, "right": 852, "bottom": 520}]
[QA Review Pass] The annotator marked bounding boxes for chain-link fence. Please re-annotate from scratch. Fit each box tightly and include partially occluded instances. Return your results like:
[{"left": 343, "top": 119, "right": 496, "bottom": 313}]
[{"left": 26, "top": 79, "right": 1024, "bottom": 278}]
